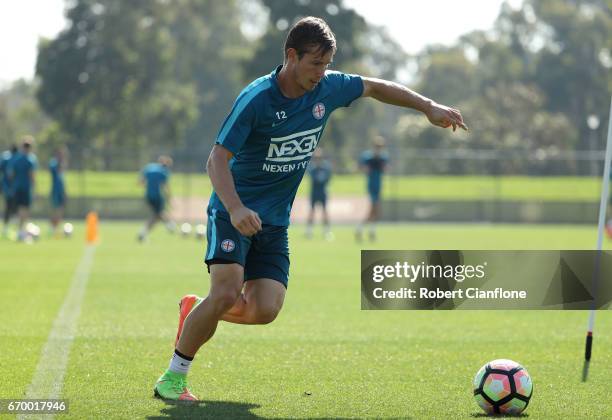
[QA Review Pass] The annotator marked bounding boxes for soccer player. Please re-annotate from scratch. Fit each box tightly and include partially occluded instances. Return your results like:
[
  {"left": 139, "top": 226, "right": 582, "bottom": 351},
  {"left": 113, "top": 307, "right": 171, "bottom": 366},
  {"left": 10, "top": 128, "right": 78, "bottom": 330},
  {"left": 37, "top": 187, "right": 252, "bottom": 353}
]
[
  {"left": 154, "top": 16, "right": 467, "bottom": 401},
  {"left": 0, "top": 144, "right": 18, "bottom": 237},
  {"left": 138, "top": 155, "right": 175, "bottom": 242},
  {"left": 49, "top": 147, "right": 68, "bottom": 237},
  {"left": 305, "top": 148, "right": 333, "bottom": 240},
  {"left": 355, "top": 136, "right": 389, "bottom": 242},
  {"left": 11, "top": 136, "right": 38, "bottom": 241}
]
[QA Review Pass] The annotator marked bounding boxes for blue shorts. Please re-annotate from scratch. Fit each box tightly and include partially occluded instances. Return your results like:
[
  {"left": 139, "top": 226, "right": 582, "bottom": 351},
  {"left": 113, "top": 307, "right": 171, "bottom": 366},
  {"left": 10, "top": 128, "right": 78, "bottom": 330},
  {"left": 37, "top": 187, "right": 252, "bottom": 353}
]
[
  {"left": 146, "top": 196, "right": 164, "bottom": 215},
  {"left": 51, "top": 190, "right": 66, "bottom": 208},
  {"left": 367, "top": 178, "right": 382, "bottom": 203},
  {"left": 204, "top": 208, "right": 290, "bottom": 288},
  {"left": 14, "top": 188, "right": 32, "bottom": 208},
  {"left": 310, "top": 191, "right": 327, "bottom": 208},
  {"left": 4, "top": 194, "right": 16, "bottom": 214},
  {"left": 368, "top": 187, "right": 381, "bottom": 203}
]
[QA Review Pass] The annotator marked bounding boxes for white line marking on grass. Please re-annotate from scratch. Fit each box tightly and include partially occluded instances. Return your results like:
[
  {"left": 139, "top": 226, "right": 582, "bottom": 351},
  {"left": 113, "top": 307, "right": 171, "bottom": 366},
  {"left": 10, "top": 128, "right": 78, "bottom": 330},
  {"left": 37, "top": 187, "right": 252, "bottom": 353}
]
[{"left": 19, "top": 245, "right": 96, "bottom": 419}]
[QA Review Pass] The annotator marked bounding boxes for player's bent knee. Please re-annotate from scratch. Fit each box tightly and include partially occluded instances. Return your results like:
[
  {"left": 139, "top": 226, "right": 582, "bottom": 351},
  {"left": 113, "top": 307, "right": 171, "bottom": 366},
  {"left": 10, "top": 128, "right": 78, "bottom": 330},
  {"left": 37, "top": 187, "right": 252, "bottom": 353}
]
[
  {"left": 251, "top": 302, "right": 283, "bottom": 324},
  {"left": 209, "top": 263, "right": 244, "bottom": 312},
  {"left": 209, "top": 290, "right": 241, "bottom": 314}
]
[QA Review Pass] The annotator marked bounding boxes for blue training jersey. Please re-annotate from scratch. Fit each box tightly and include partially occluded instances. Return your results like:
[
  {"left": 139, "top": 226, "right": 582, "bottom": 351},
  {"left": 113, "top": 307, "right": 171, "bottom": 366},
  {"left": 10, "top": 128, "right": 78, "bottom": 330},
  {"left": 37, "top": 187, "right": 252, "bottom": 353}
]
[
  {"left": 360, "top": 150, "right": 388, "bottom": 189},
  {"left": 309, "top": 160, "right": 332, "bottom": 195},
  {"left": 49, "top": 158, "right": 65, "bottom": 193},
  {"left": 0, "top": 150, "right": 15, "bottom": 194},
  {"left": 11, "top": 152, "right": 37, "bottom": 191},
  {"left": 142, "top": 163, "right": 169, "bottom": 199},
  {"left": 209, "top": 66, "right": 363, "bottom": 226}
]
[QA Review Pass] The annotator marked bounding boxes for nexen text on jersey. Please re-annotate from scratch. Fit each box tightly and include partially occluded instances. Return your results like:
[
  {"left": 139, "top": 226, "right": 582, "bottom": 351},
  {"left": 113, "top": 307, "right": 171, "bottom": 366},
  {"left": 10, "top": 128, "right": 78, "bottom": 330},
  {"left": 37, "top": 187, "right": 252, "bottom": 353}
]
[{"left": 264, "top": 126, "right": 323, "bottom": 167}]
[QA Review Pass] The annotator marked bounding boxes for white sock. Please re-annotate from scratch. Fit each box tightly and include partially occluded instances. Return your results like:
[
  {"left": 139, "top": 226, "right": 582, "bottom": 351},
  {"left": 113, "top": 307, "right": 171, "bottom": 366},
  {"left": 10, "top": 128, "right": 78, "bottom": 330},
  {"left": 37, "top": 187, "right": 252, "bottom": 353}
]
[{"left": 168, "top": 350, "right": 193, "bottom": 375}]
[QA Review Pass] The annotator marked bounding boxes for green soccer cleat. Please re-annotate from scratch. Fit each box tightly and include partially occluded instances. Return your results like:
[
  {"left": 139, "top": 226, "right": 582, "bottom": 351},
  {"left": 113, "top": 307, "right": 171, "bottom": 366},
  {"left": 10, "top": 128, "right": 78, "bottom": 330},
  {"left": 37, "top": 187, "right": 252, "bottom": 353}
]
[{"left": 154, "top": 370, "right": 198, "bottom": 402}]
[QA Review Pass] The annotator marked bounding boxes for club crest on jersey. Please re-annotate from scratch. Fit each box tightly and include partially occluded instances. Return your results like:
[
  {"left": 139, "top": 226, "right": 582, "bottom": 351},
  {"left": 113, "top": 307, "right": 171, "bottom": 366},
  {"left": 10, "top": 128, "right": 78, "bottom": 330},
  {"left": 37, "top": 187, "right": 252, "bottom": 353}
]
[
  {"left": 312, "top": 102, "right": 325, "bottom": 120},
  {"left": 220, "top": 239, "right": 235, "bottom": 253}
]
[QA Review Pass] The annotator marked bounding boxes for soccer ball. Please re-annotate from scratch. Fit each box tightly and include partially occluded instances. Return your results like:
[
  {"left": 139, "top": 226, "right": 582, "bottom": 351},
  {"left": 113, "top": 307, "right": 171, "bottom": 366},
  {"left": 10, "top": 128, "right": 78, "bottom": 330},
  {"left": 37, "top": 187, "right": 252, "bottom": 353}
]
[
  {"left": 180, "top": 222, "right": 192, "bottom": 237},
  {"left": 194, "top": 224, "right": 206, "bottom": 239},
  {"left": 26, "top": 223, "right": 41, "bottom": 241},
  {"left": 63, "top": 222, "right": 74, "bottom": 238},
  {"left": 473, "top": 359, "right": 533, "bottom": 415}
]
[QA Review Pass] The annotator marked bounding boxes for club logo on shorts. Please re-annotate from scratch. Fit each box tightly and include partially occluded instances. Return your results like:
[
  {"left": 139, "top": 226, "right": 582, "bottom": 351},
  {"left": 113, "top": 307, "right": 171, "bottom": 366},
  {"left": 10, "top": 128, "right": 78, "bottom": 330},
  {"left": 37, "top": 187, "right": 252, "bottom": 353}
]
[
  {"left": 220, "top": 239, "right": 235, "bottom": 253},
  {"left": 312, "top": 102, "right": 325, "bottom": 120}
]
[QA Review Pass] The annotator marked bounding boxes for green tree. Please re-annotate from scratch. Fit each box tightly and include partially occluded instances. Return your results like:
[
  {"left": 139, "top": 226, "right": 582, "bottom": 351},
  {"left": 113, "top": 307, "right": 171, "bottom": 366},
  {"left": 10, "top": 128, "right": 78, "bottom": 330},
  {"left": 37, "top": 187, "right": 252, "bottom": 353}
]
[
  {"left": 407, "top": 0, "right": 610, "bottom": 175},
  {"left": 36, "top": 0, "right": 198, "bottom": 169},
  {"left": 528, "top": 0, "right": 611, "bottom": 151},
  {"left": 0, "top": 80, "right": 57, "bottom": 160},
  {"left": 166, "top": 0, "right": 252, "bottom": 165}
]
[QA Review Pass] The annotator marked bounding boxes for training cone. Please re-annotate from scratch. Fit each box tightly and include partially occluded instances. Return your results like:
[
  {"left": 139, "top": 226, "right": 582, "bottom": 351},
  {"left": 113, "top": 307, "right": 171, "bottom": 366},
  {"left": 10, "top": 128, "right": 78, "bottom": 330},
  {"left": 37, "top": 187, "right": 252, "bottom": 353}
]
[{"left": 86, "top": 211, "right": 99, "bottom": 244}]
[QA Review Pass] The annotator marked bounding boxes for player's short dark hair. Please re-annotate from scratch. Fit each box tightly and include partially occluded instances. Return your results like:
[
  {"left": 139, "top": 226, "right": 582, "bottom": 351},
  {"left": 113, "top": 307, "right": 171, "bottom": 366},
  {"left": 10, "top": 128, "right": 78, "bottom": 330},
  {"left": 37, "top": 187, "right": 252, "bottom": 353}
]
[
  {"left": 373, "top": 136, "right": 386, "bottom": 148},
  {"left": 158, "top": 155, "right": 173, "bottom": 167},
  {"left": 21, "top": 135, "right": 34, "bottom": 149},
  {"left": 284, "top": 17, "right": 336, "bottom": 59}
]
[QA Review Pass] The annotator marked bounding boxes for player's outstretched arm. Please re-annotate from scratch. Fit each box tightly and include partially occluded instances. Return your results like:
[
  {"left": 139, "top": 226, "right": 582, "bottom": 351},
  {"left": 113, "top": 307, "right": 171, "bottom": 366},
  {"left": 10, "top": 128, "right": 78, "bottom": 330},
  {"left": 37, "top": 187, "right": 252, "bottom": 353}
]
[
  {"left": 361, "top": 77, "right": 468, "bottom": 132},
  {"left": 206, "top": 145, "right": 262, "bottom": 236}
]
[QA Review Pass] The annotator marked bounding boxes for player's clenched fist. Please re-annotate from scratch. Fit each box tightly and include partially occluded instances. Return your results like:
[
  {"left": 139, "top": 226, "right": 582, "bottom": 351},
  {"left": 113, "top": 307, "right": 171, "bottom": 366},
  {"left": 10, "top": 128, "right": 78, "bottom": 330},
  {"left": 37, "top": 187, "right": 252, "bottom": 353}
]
[{"left": 229, "top": 205, "right": 262, "bottom": 236}]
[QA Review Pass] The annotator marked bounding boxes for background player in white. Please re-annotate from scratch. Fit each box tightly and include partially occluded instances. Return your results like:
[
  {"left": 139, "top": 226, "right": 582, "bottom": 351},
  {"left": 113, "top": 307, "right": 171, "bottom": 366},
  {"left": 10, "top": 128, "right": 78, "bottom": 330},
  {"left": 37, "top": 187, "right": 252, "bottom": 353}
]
[{"left": 154, "top": 16, "right": 467, "bottom": 401}]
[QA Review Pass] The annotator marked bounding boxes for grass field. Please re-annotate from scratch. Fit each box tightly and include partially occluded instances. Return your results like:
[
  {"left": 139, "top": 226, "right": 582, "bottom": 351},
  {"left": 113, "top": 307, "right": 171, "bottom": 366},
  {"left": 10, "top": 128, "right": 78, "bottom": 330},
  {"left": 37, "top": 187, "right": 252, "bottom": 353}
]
[
  {"left": 1, "top": 223, "right": 611, "bottom": 418},
  {"left": 32, "top": 171, "right": 603, "bottom": 201}
]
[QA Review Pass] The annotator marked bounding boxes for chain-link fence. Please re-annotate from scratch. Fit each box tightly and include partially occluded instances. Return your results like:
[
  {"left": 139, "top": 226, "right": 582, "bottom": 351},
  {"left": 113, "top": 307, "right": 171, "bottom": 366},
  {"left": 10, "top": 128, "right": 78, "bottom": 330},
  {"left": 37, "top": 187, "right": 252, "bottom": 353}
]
[{"left": 16, "top": 147, "right": 608, "bottom": 224}]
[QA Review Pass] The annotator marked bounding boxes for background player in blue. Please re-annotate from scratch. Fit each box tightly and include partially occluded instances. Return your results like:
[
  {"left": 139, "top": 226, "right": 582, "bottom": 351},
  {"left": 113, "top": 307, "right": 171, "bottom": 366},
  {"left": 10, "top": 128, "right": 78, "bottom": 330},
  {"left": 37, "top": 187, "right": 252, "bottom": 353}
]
[
  {"left": 49, "top": 147, "right": 68, "bottom": 237},
  {"left": 154, "top": 16, "right": 468, "bottom": 401},
  {"left": 138, "top": 155, "right": 175, "bottom": 242},
  {"left": 356, "top": 136, "right": 389, "bottom": 242},
  {"left": 11, "top": 136, "right": 38, "bottom": 241},
  {"left": 306, "top": 148, "right": 333, "bottom": 240},
  {"left": 1, "top": 144, "right": 18, "bottom": 237}
]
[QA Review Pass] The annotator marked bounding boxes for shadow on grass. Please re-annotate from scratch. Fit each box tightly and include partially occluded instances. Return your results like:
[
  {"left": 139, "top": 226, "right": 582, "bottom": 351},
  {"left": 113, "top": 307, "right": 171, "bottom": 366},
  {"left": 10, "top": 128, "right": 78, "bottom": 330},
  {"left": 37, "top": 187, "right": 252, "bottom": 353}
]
[
  {"left": 148, "top": 399, "right": 414, "bottom": 419},
  {"left": 470, "top": 413, "right": 529, "bottom": 418},
  {"left": 147, "top": 399, "right": 262, "bottom": 419}
]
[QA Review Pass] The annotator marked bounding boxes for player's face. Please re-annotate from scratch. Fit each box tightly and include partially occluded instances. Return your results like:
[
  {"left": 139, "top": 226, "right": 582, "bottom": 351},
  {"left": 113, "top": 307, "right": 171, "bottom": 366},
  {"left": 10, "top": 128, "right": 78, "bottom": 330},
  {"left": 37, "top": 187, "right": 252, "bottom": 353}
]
[{"left": 295, "top": 49, "right": 334, "bottom": 91}]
